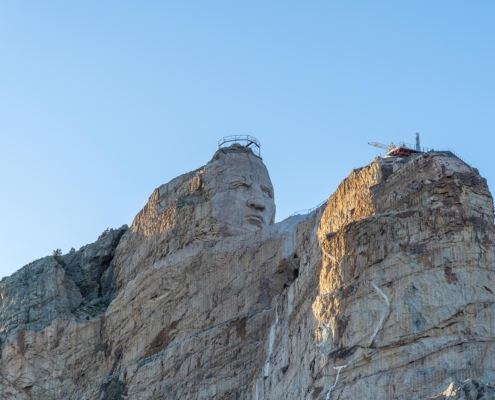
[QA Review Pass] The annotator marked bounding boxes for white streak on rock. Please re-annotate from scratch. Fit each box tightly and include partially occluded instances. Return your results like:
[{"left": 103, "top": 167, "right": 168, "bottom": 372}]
[
  {"left": 263, "top": 299, "right": 280, "bottom": 377},
  {"left": 321, "top": 248, "right": 336, "bottom": 262},
  {"left": 325, "top": 365, "right": 347, "bottom": 400},
  {"left": 369, "top": 281, "right": 390, "bottom": 346},
  {"left": 371, "top": 282, "right": 390, "bottom": 307}
]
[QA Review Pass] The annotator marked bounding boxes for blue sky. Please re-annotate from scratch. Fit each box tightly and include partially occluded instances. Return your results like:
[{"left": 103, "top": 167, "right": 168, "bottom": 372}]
[{"left": 1, "top": 1, "right": 494, "bottom": 278}]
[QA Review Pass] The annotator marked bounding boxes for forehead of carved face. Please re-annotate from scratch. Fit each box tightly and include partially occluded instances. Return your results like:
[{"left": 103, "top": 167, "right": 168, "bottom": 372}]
[{"left": 204, "top": 152, "right": 276, "bottom": 236}]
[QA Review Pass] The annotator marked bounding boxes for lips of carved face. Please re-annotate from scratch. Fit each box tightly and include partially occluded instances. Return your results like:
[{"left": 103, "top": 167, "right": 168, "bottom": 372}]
[{"left": 245, "top": 214, "right": 264, "bottom": 228}]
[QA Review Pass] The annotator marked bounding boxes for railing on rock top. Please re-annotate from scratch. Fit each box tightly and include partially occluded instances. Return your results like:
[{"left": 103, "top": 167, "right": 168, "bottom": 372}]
[
  {"left": 290, "top": 200, "right": 328, "bottom": 217},
  {"left": 218, "top": 135, "right": 261, "bottom": 158}
]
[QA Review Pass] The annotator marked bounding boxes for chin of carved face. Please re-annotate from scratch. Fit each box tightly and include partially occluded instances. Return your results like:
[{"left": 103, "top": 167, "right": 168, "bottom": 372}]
[{"left": 206, "top": 154, "right": 276, "bottom": 236}]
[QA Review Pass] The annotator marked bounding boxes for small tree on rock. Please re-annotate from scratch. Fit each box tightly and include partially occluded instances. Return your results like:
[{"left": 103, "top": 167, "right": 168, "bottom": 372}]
[{"left": 52, "top": 249, "right": 65, "bottom": 266}]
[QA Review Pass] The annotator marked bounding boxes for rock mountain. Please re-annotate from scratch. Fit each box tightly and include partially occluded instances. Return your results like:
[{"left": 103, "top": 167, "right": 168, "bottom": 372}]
[{"left": 1, "top": 145, "right": 494, "bottom": 399}]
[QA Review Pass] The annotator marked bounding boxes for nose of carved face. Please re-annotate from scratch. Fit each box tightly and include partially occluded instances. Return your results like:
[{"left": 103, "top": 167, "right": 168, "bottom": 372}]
[
  {"left": 246, "top": 197, "right": 266, "bottom": 211},
  {"left": 245, "top": 195, "right": 269, "bottom": 229}
]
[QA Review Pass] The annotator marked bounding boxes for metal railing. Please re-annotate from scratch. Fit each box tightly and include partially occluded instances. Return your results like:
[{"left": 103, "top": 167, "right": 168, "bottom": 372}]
[
  {"left": 431, "top": 149, "right": 471, "bottom": 166},
  {"left": 389, "top": 143, "right": 471, "bottom": 166},
  {"left": 290, "top": 200, "right": 327, "bottom": 217},
  {"left": 218, "top": 135, "right": 261, "bottom": 158},
  {"left": 395, "top": 142, "right": 433, "bottom": 153},
  {"left": 395, "top": 144, "right": 471, "bottom": 166}
]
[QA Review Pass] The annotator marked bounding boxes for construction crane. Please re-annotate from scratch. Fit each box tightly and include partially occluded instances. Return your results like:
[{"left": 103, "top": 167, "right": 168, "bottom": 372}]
[
  {"left": 368, "top": 134, "right": 424, "bottom": 158},
  {"left": 368, "top": 142, "right": 397, "bottom": 152}
]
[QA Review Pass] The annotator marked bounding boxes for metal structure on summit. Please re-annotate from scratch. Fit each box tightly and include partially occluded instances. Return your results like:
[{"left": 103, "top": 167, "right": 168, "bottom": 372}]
[
  {"left": 368, "top": 133, "right": 425, "bottom": 158},
  {"left": 218, "top": 135, "right": 261, "bottom": 158},
  {"left": 368, "top": 133, "right": 471, "bottom": 166}
]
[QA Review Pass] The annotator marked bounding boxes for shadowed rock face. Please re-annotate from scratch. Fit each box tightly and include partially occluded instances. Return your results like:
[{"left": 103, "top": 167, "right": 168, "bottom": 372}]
[
  {"left": 0, "top": 226, "right": 127, "bottom": 348},
  {"left": 1, "top": 151, "right": 495, "bottom": 400}
]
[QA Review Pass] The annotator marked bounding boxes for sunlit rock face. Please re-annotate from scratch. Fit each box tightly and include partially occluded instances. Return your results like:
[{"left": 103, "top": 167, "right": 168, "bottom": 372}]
[{"left": 1, "top": 150, "right": 494, "bottom": 399}]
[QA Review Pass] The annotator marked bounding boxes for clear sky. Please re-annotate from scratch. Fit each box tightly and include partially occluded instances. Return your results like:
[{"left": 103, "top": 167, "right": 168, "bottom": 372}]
[{"left": 1, "top": 1, "right": 494, "bottom": 278}]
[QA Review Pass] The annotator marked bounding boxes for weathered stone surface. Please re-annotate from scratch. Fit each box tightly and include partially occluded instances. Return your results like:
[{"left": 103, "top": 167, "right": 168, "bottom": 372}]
[
  {"left": 0, "top": 149, "right": 494, "bottom": 399},
  {"left": 0, "top": 258, "right": 81, "bottom": 346},
  {"left": 64, "top": 226, "right": 128, "bottom": 302},
  {"left": 0, "top": 225, "right": 127, "bottom": 349}
]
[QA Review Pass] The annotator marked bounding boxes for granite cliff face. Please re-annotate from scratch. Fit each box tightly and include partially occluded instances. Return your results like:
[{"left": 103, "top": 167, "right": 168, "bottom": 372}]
[{"left": 0, "top": 149, "right": 494, "bottom": 399}]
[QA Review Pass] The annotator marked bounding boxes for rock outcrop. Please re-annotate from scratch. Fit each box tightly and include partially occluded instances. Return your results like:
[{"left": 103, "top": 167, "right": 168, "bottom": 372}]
[
  {"left": 0, "top": 226, "right": 127, "bottom": 346},
  {"left": 432, "top": 379, "right": 495, "bottom": 399},
  {"left": 0, "top": 149, "right": 494, "bottom": 400}
]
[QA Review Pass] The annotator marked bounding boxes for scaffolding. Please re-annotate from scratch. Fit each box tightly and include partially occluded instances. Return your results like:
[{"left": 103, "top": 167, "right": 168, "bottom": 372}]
[{"left": 218, "top": 135, "right": 261, "bottom": 158}]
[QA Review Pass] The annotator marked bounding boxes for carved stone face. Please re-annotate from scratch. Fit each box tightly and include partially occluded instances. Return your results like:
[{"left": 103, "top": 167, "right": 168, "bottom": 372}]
[{"left": 204, "top": 151, "right": 276, "bottom": 236}]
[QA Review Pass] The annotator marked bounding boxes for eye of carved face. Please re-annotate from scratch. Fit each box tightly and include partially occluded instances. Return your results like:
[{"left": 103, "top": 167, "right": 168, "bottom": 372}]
[
  {"left": 261, "top": 186, "right": 273, "bottom": 199},
  {"left": 229, "top": 181, "right": 251, "bottom": 190}
]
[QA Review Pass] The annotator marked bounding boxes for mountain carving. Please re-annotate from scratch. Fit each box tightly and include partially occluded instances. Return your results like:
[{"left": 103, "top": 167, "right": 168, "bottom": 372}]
[{"left": 0, "top": 147, "right": 494, "bottom": 399}]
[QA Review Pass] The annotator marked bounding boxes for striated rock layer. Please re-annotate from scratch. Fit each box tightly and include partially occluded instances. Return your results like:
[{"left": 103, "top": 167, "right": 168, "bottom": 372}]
[{"left": 1, "top": 151, "right": 494, "bottom": 399}]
